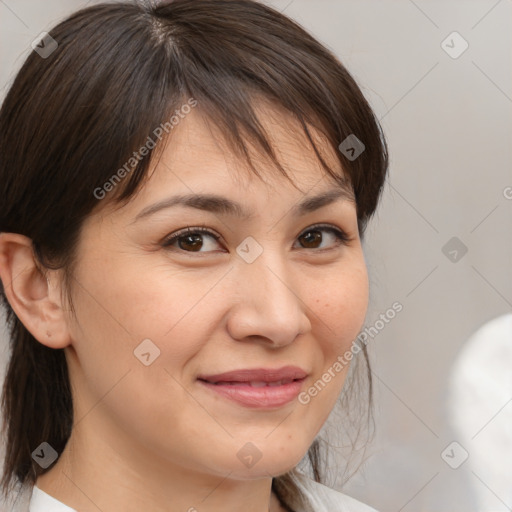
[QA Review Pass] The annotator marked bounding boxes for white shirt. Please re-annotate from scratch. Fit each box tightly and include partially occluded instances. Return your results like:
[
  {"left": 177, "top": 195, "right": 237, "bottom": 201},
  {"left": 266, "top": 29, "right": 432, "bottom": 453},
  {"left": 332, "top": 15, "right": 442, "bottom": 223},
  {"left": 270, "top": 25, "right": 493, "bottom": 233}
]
[
  {"left": 29, "top": 485, "right": 77, "bottom": 512},
  {"left": 22, "top": 474, "right": 378, "bottom": 512}
]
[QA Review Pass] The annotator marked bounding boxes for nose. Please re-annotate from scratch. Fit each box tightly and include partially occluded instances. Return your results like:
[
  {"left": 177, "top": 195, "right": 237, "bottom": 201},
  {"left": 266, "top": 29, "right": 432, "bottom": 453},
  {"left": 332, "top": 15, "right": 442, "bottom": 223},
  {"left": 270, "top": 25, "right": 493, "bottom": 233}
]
[{"left": 226, "top": 253, "right": 312, "bottom": 347}]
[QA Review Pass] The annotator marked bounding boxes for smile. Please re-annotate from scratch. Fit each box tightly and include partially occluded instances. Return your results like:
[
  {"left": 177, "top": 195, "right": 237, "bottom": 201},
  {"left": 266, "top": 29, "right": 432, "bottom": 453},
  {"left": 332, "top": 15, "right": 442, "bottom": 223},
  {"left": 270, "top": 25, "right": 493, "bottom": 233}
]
[{"left": 198, "top": 378, "right": 306, "bottom": 408}]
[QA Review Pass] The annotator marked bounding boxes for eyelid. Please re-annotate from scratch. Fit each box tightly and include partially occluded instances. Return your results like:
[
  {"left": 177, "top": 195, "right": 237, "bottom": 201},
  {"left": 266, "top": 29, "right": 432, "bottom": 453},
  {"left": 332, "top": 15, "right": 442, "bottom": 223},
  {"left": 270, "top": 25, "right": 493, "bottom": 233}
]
[{"left": 298, "top": 223, "right": 351, "bottom": 242}]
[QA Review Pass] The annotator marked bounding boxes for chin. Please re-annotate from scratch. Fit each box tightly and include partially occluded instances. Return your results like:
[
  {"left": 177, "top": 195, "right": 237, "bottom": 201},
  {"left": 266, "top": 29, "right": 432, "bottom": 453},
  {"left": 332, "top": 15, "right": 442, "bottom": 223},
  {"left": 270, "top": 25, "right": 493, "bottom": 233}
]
[
  {"left": 229, "top": 463, "right": 299, "bottom": 480},
  {"left": 225, "top": 443, "right": 310, "bottom": 480}
]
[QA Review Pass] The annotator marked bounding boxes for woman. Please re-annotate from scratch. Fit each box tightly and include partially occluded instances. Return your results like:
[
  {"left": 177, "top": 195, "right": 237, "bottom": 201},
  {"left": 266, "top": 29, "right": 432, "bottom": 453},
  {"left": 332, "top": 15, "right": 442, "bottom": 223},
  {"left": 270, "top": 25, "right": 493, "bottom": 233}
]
[{"left": 0, "top": 1, "right": 388, "bottom": 510}]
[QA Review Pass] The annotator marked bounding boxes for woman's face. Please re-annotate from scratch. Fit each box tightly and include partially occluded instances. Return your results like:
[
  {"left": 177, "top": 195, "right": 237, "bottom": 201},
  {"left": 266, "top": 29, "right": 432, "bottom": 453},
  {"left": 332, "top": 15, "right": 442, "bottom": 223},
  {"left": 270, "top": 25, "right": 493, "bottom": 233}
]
[{"left": 62, "top": 102, "right": 369, "bottom": 480}]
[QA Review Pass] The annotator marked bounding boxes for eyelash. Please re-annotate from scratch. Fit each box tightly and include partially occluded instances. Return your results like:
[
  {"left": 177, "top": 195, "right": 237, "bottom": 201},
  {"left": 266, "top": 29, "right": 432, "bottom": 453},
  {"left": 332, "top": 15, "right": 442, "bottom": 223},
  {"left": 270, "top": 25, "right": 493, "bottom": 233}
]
[{"left": 161, "top": 223, "right": 351, "bottom": 255}]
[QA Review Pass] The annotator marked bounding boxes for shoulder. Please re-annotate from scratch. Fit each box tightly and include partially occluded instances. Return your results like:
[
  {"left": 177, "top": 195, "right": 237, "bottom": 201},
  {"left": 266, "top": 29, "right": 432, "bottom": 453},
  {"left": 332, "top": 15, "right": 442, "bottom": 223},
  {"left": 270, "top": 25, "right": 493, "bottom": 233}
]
[{"left": 292, "top": 472, "right": 379, "bottom": 512}]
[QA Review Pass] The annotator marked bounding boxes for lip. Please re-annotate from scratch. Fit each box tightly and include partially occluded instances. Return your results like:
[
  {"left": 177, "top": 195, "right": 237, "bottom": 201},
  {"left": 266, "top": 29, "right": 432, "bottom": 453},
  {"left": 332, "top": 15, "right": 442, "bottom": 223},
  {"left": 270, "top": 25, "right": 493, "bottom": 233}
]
[
  {"left": 197, "top": 366, "right": 308, "bottom": 409},
  {"left": 198, "top": 365, "right": 308, "bottom": 383}
]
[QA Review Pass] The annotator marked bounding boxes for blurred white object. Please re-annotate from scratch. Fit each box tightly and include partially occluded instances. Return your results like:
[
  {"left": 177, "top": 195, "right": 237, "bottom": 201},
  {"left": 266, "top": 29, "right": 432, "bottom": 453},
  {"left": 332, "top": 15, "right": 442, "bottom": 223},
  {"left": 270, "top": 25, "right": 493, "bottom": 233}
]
[{"left": 446, "top": 313, "right": 512, "bottom": 511}]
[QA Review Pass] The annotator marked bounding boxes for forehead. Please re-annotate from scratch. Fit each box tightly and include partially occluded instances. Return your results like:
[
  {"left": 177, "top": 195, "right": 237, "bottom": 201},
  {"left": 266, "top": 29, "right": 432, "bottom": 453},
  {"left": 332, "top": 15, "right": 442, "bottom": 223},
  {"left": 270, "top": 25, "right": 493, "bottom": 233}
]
[{"left": 153, "top": 99, "right": 347, "bottom": 193}]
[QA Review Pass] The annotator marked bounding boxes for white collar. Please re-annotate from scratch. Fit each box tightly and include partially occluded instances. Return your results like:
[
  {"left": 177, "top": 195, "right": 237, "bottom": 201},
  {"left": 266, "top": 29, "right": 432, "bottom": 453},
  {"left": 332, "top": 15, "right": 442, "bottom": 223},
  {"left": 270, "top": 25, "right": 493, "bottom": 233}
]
[{"left": 29, "top": 485, "right": 77, "bottom": 512}]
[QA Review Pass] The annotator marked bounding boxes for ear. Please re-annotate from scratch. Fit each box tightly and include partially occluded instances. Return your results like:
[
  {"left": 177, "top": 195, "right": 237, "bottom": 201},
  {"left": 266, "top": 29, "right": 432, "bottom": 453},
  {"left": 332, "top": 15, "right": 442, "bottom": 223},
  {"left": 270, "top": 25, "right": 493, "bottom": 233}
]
[{"left": 0, "top": 232, "right": 71, "bottom": 349}]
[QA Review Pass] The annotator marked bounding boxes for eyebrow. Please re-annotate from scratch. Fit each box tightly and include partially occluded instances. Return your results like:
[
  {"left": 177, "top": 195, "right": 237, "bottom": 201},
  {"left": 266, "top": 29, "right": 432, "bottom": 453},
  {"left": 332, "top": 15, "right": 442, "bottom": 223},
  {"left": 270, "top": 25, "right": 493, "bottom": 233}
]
[{"left": 132, "top": 186, "right": 354, "bottom": 224}]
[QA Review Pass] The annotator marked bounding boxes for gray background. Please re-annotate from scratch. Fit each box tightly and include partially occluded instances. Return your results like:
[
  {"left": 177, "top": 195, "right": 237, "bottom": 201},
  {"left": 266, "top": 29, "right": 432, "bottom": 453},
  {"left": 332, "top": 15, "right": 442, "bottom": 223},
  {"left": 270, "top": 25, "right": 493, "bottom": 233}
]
[{"left": 1, "top": 1, "right": 511, "bottom": 511}]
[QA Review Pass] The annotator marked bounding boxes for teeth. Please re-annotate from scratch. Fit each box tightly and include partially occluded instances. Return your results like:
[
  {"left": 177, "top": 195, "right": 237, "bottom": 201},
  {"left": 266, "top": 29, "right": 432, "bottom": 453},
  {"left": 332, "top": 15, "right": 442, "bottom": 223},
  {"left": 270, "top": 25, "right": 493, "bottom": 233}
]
[
  {"left": 250, "top": 379, "right": 293, "bottom": 387},
  {"left": 212, "top": 379, "right": 294, "bottom": 386},
  {"left": 250, "top": 381, "right": 269, "bottom": 387}
]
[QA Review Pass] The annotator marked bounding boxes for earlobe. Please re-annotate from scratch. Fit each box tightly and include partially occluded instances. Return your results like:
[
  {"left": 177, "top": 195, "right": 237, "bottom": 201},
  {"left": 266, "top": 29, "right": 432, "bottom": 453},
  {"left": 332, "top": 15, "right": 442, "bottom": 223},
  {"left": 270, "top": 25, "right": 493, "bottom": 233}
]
[{"left": 0, "top": 232, "right": 71, "bottom": 349}]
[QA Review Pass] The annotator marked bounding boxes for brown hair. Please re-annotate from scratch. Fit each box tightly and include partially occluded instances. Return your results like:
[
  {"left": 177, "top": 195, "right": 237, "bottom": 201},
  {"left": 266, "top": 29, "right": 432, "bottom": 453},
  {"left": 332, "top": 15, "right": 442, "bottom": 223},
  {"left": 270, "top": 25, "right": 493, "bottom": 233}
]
[{"left": 0, "top": 1, "right": 388, "bottom": 510}]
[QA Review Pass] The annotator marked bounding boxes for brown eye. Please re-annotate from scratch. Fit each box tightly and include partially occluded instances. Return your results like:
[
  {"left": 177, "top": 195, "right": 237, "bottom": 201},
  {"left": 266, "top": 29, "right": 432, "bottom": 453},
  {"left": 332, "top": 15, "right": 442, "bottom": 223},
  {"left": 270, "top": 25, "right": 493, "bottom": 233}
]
[
  {"left": 163, "top": 227, "right": 222, "bottom": 253},
  {"left": 296, "top": 225, "right": 350, "bottom": 250},
  {"left": 299, "top": 230, "right": 322, "bottom": 248},
  {"left": 177, "top": 233, "right": 204, "bottom": 252}
]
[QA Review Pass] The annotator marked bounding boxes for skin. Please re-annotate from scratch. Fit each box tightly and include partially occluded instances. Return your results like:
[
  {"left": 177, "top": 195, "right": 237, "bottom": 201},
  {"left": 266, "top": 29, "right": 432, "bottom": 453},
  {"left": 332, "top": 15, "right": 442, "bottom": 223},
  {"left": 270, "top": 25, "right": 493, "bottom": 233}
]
[{"left": 0, "top": 101, "right": 369, "bottom": 512}]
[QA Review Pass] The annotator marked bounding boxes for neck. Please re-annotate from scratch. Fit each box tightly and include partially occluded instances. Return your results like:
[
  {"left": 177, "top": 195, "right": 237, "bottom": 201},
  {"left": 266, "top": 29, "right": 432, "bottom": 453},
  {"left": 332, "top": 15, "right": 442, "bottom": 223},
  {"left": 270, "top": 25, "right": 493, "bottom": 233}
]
[{"left": 36, "top": 417, "right": 285, "bottom": 512}]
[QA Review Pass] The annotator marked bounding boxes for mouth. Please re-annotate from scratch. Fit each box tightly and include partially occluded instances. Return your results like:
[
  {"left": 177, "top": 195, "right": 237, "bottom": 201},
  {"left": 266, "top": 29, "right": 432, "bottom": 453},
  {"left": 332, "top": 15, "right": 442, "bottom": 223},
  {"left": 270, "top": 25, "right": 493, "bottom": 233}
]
[
  {"left": 200, "top": 379, "right": 298, "bottom": 387},
  {"left": 197, "top": 366, "right": 308, "bottom": 408}
]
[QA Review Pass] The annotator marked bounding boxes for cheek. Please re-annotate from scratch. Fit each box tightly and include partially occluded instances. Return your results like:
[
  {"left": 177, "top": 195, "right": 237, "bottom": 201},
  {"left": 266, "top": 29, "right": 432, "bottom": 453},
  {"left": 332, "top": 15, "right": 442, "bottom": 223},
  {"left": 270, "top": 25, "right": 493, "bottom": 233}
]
[
  {"left": 65, "top": 260, "right": 219, "bottom": 455},
  {"left": 71, "top": 256, "right": 210, "bottom": 344},
  {"left": 292, "top": 264, "right": 368, "bottom": 433},
  {"left": 66, "top": 256, "right": 229, "bottom": 415},
  {"left": 313, "top": 261, "right": 369, "bottom": 350},
  {"left": 301, "top": 259, "right": 369, "bottom": 409}
]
